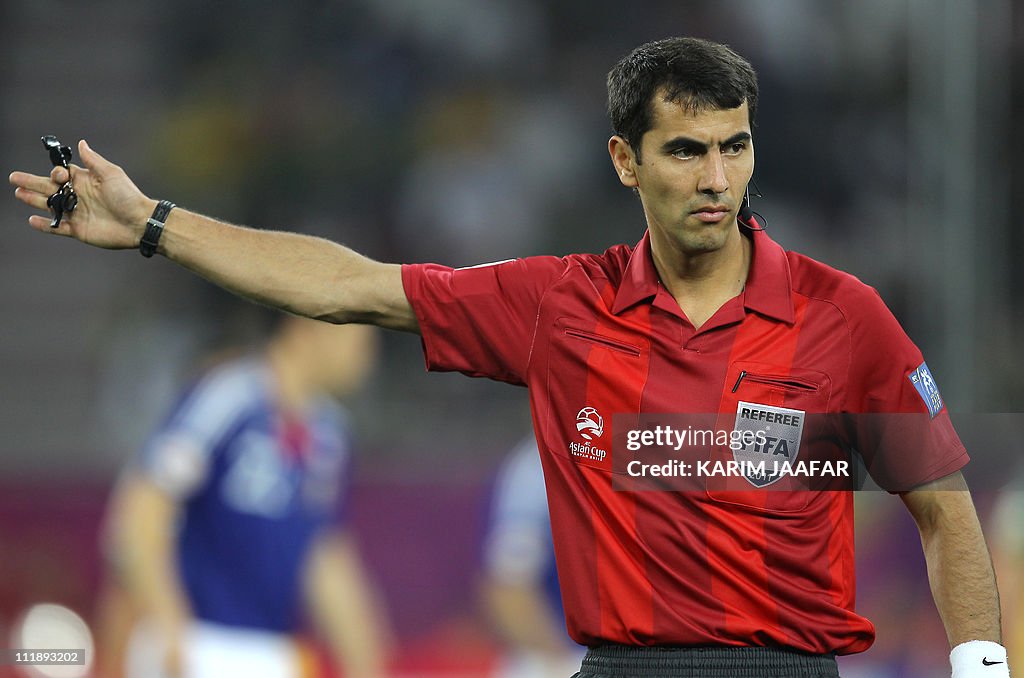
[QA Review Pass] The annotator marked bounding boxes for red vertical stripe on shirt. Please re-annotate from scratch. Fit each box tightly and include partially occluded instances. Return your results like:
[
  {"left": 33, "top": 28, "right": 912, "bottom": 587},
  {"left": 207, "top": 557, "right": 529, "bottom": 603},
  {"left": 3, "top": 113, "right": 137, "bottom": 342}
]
[
  {"left": 581, "top": 283, "right": 655, "bottom": 642},
  {"left": 706, "top": 296, "right": 809, "bottom": 643},
  {"left": 770, "top": 296, "right": 863, "bottom": 652}
]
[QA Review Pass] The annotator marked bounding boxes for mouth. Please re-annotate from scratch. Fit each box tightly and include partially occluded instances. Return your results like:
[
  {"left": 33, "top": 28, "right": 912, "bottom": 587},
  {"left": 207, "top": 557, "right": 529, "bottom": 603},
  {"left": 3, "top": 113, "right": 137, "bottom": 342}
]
[{"left": 690, "top": 204, "right": 731, "bottom": 223}]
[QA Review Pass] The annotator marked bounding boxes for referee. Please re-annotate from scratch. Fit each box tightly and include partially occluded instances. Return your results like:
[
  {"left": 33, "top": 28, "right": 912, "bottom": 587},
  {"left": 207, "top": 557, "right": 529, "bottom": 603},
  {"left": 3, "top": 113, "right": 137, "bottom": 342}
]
[{"left": 10, "top": 36, "right": 1007, "bottom": 678}]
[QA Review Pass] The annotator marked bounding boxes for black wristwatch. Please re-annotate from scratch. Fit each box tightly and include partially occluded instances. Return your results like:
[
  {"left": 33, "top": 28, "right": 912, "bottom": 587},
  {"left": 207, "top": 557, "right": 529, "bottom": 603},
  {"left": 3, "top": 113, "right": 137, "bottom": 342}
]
[{"left": 139, "top": 200, "right": 176, "bottom": 258}]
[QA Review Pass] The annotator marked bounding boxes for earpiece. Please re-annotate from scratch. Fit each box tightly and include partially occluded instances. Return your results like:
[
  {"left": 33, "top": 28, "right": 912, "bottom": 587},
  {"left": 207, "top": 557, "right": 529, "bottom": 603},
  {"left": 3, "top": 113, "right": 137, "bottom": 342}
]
[
  {"left": 738, "top": 182, "right": 767, "bottom": 231},
  {"left": 738, "top": 188, "right": 753, "bottom": 222}
]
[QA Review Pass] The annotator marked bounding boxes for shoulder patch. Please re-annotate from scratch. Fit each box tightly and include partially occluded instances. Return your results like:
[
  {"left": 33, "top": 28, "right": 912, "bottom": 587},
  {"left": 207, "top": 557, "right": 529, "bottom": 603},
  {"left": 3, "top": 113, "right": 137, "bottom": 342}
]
[{"left": 908, "top": 361, "right": 943, "bottom": 418}]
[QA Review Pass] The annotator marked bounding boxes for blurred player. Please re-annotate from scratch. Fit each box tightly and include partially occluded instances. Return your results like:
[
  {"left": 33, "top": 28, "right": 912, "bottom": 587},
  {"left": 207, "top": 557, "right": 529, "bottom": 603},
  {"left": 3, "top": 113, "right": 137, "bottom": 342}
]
[
  {"left": 10, "top": 35, "right": 1007, "bottom": 678},
  {"left": 102, "top": 316, "right": 389, "bottom": 678},
  {"left": 989, "top": 470, "right": 1024, "bottom": 671},
  {"left": 481, "top": 436, "right": 584, "bottom": 678}
]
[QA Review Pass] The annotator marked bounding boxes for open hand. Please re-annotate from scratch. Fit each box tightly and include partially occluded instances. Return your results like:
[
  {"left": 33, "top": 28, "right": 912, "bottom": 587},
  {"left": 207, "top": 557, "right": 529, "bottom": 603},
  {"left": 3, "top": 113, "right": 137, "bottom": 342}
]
[{"left": 9, "top": 139, "right": 157, "bottom": 250}]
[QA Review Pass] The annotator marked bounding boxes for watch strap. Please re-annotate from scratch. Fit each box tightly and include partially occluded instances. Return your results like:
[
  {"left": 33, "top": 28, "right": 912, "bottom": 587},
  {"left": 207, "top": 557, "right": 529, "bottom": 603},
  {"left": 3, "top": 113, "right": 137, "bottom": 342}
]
[{"left": 140, "top": 200, "right": 176, "bottom": 258}]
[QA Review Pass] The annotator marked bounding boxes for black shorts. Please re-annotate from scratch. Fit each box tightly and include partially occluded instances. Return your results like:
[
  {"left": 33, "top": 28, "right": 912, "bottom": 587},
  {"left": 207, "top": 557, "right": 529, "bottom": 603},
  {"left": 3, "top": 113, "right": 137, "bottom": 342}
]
[{"left": 572, "top": 645, "right": 840, "bottom": 678}]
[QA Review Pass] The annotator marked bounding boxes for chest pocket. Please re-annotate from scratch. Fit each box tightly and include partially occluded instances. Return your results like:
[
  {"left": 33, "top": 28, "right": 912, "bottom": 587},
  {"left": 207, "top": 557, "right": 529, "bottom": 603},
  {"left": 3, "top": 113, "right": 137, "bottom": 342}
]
[
  {"left": 562, "top": 326, "right": 644, "bottom": 357},
  {"left": 706, "top": 361, "right": 837, "bottom": 513},
  {"left": 542, "top": 317, "right": 649, "bottom": 473},
  {"left": 729, "top": 362, "right": 830, "bottom": 408}
]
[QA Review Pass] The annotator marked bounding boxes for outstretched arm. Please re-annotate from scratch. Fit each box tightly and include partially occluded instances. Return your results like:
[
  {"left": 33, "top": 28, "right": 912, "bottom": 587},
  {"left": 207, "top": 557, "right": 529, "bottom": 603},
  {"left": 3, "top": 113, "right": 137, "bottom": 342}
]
[{"left": 10, "top": 140, "right": 417, "bottom": 332}]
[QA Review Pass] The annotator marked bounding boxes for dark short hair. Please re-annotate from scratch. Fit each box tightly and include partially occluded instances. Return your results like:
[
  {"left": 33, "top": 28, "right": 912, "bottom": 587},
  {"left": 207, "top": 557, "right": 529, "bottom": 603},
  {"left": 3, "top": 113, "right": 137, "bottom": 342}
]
[{"left": 607, "top": 37, "right": 758, "bottom": 162}]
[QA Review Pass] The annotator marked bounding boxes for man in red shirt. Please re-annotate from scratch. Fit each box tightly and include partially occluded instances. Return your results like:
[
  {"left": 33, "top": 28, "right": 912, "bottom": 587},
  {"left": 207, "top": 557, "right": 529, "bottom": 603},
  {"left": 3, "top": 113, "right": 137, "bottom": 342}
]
[{"left": 10, "top": 36, "right": 1006, "bottom": 678}]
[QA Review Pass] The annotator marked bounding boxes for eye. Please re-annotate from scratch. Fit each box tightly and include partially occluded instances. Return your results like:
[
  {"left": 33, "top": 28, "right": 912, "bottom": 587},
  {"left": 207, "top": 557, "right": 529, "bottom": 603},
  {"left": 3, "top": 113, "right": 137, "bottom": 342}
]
[
  {"left": 723, "top": 142, "right": 746, "bottom": 156},
  {"left": 671, "top": 146, "right": 697, "bottom": 160}
]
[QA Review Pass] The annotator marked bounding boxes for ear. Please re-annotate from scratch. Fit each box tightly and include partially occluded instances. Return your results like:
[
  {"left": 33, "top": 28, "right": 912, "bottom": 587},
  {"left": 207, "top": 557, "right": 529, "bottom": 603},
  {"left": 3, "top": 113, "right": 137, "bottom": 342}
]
[{"left": 608, "top": 135, "right": 639, "bottom": 188}]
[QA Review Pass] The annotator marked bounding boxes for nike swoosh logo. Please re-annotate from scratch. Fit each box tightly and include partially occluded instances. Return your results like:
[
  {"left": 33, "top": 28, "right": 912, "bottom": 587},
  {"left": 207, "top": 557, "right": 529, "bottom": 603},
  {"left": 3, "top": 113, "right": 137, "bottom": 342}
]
[{"left": 982, "top": 658, "right": 1004, "bottom": 666}]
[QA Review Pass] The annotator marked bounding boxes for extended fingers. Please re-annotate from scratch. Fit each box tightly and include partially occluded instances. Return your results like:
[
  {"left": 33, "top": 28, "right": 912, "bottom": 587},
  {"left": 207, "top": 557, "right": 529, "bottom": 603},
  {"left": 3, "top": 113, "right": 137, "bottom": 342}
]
[
  {"left": 14, "top": 186, "right": 51, "bottom": 211},
  {"left": 27, "top": 214, "right": 54, "bottom": 231},
  {"left": 10, "top": 170, "right": 76, "bottom": 238},
  {"left": 9, "top": 171, "right": 60, "bottom": 195},
  {"left": 27, "top": 214, "right": 73, "bottom": 238}
]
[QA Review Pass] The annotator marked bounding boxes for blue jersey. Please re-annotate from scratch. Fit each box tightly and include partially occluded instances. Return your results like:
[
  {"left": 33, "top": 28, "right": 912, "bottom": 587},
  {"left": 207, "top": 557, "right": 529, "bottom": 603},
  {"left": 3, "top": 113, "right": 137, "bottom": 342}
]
[
  {"left": 139, "top": 357, "right": 351, "bottom": 633},
  {"left": 483, "top": 437, "right": 564, "bottom": 622}
]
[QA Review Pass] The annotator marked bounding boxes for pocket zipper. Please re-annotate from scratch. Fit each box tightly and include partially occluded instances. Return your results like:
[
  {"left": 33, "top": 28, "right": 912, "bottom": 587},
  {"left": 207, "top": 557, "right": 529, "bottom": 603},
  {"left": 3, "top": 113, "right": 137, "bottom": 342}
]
[
  {"left": 731, "top": 370, "right": 819, "bottom": 393},
  {"left": 564, "top": 328, "right": 642, "bottom": 356}
]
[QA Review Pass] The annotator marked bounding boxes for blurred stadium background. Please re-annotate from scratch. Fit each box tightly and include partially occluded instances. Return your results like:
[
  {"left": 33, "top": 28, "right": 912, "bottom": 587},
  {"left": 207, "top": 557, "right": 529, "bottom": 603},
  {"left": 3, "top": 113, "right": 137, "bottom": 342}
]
[{"left": 1, "top": 0, "right": 1021, "bottom": 676}]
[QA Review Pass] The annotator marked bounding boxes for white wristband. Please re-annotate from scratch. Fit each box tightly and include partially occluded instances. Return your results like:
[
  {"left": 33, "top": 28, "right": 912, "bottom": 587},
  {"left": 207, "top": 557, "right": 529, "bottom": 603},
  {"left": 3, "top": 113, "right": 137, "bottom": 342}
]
[{"left": 950, "top": 640, "right": 1009, "bottom": 677}]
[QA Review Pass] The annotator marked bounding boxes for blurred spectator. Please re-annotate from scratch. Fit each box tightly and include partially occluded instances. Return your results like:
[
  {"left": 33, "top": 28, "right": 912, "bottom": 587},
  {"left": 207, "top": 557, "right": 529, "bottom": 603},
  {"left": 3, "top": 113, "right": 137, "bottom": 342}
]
[
  {"left": 480, "top": 436, "right": 584, "bottom": 678},
  {"left": 97, "top": 317, "right": 390, "bottom": 678},
  {"left": 990, "top": 471, "right": 1024, "bottom": 671}
]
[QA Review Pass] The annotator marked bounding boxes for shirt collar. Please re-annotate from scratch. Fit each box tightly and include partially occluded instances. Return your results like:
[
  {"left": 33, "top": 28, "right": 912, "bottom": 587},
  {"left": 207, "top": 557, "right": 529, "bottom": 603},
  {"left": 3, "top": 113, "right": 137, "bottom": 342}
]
[{"left": 611, "top": 223, "right": 795, "bottom": 324}]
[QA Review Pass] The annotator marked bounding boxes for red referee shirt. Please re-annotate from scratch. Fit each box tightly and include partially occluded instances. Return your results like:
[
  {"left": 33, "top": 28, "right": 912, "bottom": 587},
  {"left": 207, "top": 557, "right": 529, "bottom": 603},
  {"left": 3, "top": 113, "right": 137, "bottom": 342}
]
[{"left": 401, "top": 226, "right": 967, "bottom": 655}]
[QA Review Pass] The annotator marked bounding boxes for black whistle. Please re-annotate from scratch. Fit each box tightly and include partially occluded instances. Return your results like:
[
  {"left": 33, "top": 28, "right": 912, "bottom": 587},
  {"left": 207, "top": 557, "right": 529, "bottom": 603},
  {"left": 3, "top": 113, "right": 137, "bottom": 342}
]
[{"left": 41, "top": 135, "right": 77, "bottom": 228}]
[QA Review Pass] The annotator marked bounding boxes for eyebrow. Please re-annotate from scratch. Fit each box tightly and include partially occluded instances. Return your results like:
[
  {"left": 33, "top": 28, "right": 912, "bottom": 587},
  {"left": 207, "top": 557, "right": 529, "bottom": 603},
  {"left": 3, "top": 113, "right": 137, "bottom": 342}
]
[{"left": 661, "top": 131, "right": 752, "bottom": 155}]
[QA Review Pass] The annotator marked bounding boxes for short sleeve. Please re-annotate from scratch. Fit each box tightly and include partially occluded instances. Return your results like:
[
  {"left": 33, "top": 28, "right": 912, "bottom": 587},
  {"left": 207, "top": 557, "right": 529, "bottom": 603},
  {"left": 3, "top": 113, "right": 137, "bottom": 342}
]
[
  {"left": 844, "top": 287, "right": 968, "bottom": 491},
  {"left": 138, "top": 364, "right": 258, "bottom": 499},
  {"left": 402, "top": 257, "right": 568, "bottom": 385}
]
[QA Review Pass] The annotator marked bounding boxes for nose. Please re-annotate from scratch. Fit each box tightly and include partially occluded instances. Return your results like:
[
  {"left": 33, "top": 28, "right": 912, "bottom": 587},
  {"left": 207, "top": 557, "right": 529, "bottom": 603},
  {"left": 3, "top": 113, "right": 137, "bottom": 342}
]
[{"left": 697, "top": 152, "right": 729, "bottom": 196}]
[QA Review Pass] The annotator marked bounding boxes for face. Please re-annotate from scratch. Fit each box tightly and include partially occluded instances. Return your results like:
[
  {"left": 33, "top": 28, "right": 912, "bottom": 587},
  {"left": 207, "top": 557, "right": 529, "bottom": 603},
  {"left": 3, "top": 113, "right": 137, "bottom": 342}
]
[
  {"left": 291, "top": 319, "right": 378, "bottom": 397},
  {"left": 609, "top": 96, "right": 754, "bottom": 257}
]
